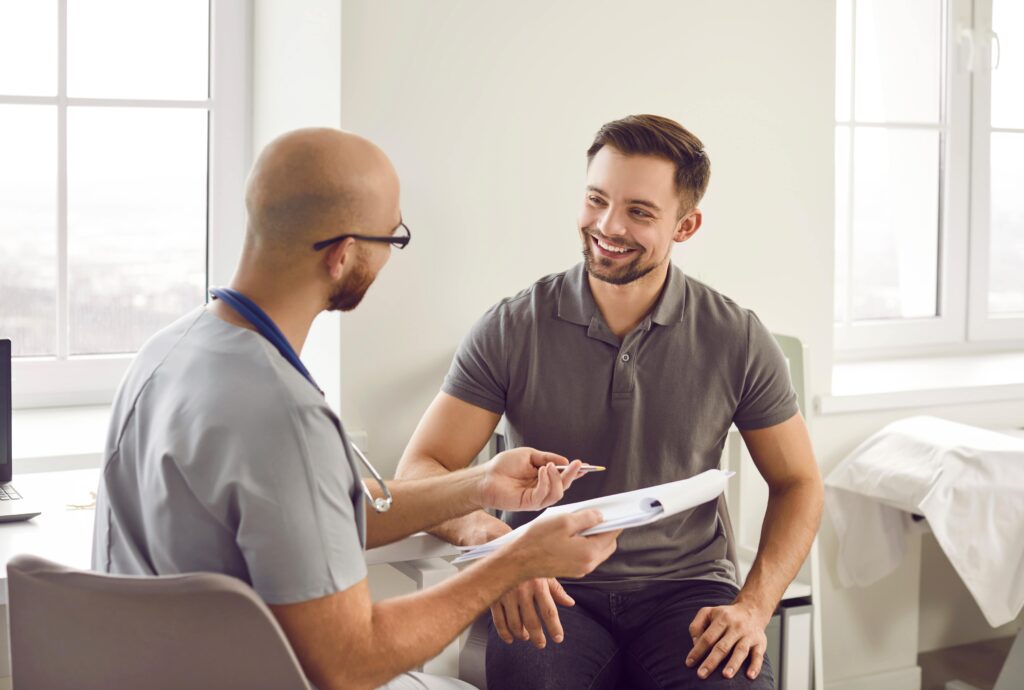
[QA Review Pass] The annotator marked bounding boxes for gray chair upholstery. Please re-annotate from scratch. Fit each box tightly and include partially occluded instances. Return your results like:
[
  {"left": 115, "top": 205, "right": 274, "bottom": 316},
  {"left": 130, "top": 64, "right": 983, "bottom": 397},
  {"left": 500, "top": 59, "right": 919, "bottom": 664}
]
[{"left": 7, "top": 554, "right": 312, "bottom": 690}]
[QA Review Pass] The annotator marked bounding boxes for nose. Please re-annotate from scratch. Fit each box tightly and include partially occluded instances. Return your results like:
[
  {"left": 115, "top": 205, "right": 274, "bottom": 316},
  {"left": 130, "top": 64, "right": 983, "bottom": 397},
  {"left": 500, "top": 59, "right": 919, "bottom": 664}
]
[{"left": 597, "top": 206, "right": 628, "bottom": 238}]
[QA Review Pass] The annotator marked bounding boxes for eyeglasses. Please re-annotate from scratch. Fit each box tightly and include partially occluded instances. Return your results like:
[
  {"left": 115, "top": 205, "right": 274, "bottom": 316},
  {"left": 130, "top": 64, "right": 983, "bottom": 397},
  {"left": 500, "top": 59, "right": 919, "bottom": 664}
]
[{"left": 312, "top": 220, "right": 411, "bottom": 251}]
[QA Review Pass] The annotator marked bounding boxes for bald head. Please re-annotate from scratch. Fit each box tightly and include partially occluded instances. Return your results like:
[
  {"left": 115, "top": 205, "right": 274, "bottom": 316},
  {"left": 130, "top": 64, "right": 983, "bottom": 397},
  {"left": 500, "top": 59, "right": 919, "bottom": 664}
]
[{"left": 244, "top": 128, "right": 399, "bottom": 255}]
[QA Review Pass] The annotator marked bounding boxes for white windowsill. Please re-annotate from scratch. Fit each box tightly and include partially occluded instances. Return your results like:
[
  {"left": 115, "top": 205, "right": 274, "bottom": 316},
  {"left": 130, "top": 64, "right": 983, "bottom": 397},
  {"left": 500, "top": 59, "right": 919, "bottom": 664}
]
[
  {"left": 10, "top": 405, "right": 371, "bottom": 474},
  {"left": 11, "top": 405, "right": 109, "bottom": 473},
  {"left": 817, "top": 351, "right": 1024, "bottom": 415}
]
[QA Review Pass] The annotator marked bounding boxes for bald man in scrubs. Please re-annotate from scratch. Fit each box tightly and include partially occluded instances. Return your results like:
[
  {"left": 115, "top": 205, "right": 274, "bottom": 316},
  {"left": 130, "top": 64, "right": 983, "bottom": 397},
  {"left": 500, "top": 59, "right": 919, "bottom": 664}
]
[{"left": 93, "top": 128, "right": 620, "bottom": 690}]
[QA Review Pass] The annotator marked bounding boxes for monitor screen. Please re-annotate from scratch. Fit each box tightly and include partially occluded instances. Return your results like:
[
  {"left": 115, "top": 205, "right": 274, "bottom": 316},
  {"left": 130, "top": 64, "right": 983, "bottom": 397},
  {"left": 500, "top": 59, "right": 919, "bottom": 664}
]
[{"left": 0, "top": 339, "right": 10, "bottom": 481}]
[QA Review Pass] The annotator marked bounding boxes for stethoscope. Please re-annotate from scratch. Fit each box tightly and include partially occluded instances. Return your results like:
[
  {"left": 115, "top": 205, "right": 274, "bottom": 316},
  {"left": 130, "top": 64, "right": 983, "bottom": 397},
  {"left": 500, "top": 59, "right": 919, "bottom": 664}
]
[{"left": 209, "top": 287, "right": 393, "bottom": 513}]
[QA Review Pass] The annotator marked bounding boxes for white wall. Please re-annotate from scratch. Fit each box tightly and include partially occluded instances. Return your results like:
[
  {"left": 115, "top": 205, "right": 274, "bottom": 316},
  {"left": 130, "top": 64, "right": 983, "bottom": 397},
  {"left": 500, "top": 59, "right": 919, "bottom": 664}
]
[
  {"left": 251, "top": 0, "right": 343, "bottom": 410},
  {"left": 338, "top": 0, "right": 835, "bottom": 459}
]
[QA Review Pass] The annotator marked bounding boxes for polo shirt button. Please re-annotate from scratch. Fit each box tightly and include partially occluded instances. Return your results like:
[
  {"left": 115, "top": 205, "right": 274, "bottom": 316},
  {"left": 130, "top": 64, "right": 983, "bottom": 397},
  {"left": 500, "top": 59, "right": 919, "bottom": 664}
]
[{"left": 621, "top": 353, "right": 630, "bottom": 363}]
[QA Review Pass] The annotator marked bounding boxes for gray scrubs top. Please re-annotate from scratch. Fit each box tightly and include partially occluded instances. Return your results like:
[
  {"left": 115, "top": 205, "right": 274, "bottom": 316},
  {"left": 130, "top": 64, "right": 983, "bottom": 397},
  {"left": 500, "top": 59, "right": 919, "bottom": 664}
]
[
  {"left": 92, "top": 307, "right": 367, "bottom": 605},
  {"left": 442, "top": 262, "right": 797, "bottom": 587}
]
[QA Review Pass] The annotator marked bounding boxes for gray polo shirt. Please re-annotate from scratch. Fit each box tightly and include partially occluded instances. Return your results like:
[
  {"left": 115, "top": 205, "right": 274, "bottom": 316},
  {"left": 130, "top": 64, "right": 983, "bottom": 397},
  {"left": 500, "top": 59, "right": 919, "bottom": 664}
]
[
  {"left": 442, "top": 262, "right": 797, "bottom": 587},
  {"left": 92, "top": 307, "right": 367, "bottom": 604}
]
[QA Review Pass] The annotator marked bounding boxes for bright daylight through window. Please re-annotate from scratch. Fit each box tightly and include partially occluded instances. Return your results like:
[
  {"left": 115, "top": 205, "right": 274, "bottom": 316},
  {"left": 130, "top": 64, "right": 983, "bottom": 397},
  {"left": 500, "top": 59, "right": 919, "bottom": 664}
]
[
  {"left": 0, "top": 1, "right": 210, "bottom": 360},
  {"left": 834, "top": 0, "right": 1024, "bottom": 350}
]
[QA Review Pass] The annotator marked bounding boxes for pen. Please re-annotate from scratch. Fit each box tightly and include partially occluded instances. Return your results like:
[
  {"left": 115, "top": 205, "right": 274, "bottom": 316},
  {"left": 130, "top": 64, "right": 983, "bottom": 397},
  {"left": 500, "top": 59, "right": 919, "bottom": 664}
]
[{"left": 555, "top": 464, "right": 606, "bottom": 474}]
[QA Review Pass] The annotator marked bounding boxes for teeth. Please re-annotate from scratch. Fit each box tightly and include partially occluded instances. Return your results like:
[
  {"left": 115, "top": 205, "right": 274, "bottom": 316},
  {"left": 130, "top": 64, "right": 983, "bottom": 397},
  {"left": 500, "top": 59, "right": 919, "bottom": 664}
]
[{"left": 596, "top": 238, "right": 631, "bottom": 254}]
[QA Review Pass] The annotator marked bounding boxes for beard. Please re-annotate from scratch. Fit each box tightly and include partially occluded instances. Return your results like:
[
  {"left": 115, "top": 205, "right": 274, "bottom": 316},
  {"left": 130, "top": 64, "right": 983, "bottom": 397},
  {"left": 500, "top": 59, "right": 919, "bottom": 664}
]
[
  {"left": 580, "top": 229, "right": 660, "bottom": 286},
  {"left": 327, "top": 254, "right": 375, "bottom": 312}
]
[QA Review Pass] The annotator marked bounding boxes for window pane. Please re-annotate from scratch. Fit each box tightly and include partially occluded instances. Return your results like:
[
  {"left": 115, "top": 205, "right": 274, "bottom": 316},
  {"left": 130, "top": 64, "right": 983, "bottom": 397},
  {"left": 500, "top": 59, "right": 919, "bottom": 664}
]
[
  {"left": 67, "top": 0, "right": 209, "bottom": 100},
  {"left": 989, "top": 132, "right": 1024, "bottom": 315},
  {"left": 67, "top": 107, "right": 207, "bottom": 355},
  {"left": 0, "top": 105, "right": 57, "bottom": 357},
  {"left": 992, "top": 0, "right": 1024, "bottom": 128},
  {"left": 855, "top": 0, "right": 942, "bottom": 123},
  {"left": 850, "top": 128, "right": 940, "bottom": 320},
  {"left": 0, "top": 0, "right": 57, "bottom": 96}
]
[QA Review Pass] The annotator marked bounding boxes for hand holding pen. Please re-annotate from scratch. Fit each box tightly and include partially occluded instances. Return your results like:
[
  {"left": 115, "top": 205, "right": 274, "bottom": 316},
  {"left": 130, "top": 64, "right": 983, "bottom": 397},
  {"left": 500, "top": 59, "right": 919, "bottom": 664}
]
[{"left": 478, "top": 450, "right": 602, "bottom": 513}]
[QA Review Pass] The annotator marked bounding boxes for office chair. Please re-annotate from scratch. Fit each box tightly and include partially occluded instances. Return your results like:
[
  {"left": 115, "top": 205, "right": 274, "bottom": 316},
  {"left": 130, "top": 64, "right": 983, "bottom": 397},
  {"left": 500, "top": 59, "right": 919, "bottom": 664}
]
[{"left": 7, "top": 554, "right": 312, "bottom": 690}]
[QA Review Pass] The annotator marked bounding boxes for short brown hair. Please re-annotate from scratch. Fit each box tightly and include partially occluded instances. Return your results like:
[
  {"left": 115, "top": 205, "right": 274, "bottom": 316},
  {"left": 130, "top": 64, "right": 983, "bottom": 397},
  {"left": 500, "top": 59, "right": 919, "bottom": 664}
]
[{"left": 586, "top": 114, "right": 710, "bottom": 215}]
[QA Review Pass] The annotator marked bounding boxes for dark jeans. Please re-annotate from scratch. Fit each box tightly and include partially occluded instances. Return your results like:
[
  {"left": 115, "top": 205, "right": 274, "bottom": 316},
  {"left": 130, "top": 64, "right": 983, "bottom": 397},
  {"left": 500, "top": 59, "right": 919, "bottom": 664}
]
[{"left": 485, "top": 579, "right": 774, "bottom": 690}]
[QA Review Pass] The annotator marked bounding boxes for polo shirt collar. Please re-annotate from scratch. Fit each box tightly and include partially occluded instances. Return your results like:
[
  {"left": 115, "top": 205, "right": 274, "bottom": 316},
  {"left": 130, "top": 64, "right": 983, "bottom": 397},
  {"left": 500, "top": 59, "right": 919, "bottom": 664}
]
[
  {"left": 649, "top": 263, "right": 688, "bottom": 326},
  {"left": 556, "top": 262, "right": 688, "bottom": 328},
  {"left": 556, "top": 263, "right": 594, "bottom": 326}
]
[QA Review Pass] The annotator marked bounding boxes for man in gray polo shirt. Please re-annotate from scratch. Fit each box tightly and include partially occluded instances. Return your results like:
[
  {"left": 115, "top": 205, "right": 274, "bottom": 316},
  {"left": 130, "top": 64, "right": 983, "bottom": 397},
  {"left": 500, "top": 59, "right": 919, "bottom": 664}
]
[{"left": 397, "top": 115, "right": 823, "bottom": 689}]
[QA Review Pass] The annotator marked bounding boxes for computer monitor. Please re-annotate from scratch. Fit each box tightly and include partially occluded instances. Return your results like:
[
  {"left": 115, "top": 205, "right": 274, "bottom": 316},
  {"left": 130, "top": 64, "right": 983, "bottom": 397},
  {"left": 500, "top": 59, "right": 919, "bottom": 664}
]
[{"left": 1, "top": 339, "right": 11, "bottom": 483}]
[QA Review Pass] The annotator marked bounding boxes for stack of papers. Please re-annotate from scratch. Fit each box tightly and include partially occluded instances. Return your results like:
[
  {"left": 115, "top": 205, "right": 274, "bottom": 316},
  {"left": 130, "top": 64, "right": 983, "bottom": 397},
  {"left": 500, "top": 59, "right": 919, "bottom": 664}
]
[{"left": 453, "top": 469, "right": 733, "bottom": 563}]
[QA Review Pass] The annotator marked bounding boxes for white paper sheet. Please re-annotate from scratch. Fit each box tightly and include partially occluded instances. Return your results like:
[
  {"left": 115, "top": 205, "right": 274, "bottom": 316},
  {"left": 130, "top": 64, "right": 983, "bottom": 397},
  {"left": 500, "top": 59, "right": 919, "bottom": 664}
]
[{"left": 452, "top": 469, "right": 733, "bottom": 564}]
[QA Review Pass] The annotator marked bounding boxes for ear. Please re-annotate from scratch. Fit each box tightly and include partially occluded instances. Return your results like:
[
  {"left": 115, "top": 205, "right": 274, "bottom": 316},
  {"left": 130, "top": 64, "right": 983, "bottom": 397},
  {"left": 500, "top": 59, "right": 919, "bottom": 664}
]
[
  {"left": 323, "top": 238, "right": 357, "bottom": 280},
  {"left": 673, "top": 208, "right": 703, "bottom": 244}
]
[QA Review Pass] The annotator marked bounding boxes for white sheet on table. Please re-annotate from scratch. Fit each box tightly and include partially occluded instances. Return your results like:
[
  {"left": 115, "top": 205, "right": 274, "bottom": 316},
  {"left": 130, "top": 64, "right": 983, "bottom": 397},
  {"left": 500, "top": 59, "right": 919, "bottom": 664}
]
[{"left": 825, "top": 416, "right": 1024, "bottom": 627}]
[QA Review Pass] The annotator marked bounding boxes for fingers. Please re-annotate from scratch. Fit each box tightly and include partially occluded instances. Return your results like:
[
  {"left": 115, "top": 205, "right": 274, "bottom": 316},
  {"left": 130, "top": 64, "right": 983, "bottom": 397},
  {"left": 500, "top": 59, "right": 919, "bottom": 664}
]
[
  {"left": 500, "top": 590, "right": 528, "bottom": 642},
  {"left": 528, "top": 449, "right": 569, "bottom": 468},
  {"left": 530, "top": 462, "right": 550, "bottom": 504},
  {"left": 686, "top": 611, "right": 726, "bottom": 671},
  {"left": 688, "top": 607, "right": 713, "bottom": 640},
  {"left": 548, "top": 578, "right": 576, "bottom": 607},
  {"left": 542, "top": 463, "right": 563, "bottom": 504},
  {"left": 562, "top": 508, "right": 604, "bottom": 533},
  {"left": 517, "top": 585, "right": 548, "bottom": 649},
  {"left": 723, "top": 639, "right": 755, "bottom": 680},
  {"left": 559, "top": 459, "right": 583, "bottom": 489},
  {"left": 745, "top": 643, "right": 765, "bottom": 679},
  {"left": 490, "top": 602, "right": 514, "bottom": 644},
  {"left": 534, "top": 579, "right": 565, "bottom": 644},
  {"left": 696, "top": 632, "right": 739, "bottom": 679}
]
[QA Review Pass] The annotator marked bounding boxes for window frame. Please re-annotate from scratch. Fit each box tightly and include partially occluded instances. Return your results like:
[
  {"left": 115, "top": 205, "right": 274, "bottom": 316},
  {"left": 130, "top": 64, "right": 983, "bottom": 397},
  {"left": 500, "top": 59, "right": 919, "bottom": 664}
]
[
  {"left": 967, "top": 0, "right": 1024, "bottom": 342},
  {"left": 6, "top": 0, "right": 251, "bottom": 408},
  {"left": 834, "top": 0, "right": 1024, "bottom": 355}
]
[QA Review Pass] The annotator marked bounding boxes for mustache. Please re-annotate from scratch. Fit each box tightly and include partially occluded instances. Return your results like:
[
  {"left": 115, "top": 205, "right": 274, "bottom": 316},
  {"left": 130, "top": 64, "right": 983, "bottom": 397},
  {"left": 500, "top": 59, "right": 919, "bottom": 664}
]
[{"left": 582, "top": 228, "right": 642, "bottom": 251}]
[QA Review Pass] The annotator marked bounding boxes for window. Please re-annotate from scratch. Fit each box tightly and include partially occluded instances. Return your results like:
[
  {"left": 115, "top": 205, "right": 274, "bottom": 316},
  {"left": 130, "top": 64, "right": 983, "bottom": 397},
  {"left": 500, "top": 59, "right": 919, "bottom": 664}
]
[
  {"left": 0, "top": 1, "right": 249, "bottom": 406},
  {"left": 834, "top": 0, "right": 1024, "bottom": 351}
]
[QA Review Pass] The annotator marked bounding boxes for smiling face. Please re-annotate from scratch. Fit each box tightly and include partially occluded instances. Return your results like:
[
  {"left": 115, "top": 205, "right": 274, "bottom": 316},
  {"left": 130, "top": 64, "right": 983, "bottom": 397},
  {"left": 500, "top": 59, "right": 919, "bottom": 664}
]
[{"left": 579, "top": 146, "right": 699, "bottom": 286}]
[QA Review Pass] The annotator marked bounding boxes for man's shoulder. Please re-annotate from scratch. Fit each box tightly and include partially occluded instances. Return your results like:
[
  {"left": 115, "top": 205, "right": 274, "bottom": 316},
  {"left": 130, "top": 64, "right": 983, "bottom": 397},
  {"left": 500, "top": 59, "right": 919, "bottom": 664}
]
[
  {"left": 478, "top": 269, "right": 568, "bottom": 325},
  {"left": 118, "top": 309, "right": 316, "bottom": 431},
  {"left": 681, "top": 273, "right": 753, "bottom": 333}
]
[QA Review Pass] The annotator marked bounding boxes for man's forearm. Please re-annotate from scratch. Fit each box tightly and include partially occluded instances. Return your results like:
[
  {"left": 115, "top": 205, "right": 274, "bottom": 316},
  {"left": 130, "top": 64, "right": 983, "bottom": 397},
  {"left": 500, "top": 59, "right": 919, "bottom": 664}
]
[
  {"left": 394, "top": 451, "right": 498, "bottom": 545},
  {"left": 734, "top": 478, "right": 823, "bottom": 619},
  {"left": 362, "top": 466, "right": 487, "bottom": 548},
  {"left": 350, "top": 551, "right": 527, "bottom": 689}
]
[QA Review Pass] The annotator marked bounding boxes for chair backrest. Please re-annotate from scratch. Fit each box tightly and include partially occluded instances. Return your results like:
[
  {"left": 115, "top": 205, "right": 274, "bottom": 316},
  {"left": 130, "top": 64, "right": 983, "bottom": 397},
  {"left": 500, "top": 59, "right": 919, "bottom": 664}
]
[{"left": 8, "top": 554, "right": 312, "bottom": 690}]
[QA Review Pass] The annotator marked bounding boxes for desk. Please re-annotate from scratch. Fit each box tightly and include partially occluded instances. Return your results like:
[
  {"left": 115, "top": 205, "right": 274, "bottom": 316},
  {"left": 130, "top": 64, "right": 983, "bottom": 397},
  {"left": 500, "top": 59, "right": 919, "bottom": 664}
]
[
  {"left": 0, "top": 468, "right": 465, "bottom": 679},
  {"left": 0, "top": 469, "right": 98, "bottom": 605}
]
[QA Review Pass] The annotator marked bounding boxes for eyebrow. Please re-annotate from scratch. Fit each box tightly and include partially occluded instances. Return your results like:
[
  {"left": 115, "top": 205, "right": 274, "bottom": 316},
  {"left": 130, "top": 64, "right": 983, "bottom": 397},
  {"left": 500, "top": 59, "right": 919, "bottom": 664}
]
[{"left": 586, "top": 186, "right": 662, "bottom": 213}]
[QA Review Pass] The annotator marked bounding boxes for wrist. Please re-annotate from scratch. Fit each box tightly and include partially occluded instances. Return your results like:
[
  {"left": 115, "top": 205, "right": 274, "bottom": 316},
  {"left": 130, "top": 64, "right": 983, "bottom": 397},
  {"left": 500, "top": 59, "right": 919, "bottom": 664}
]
[
  {"left": 733, "top": 591, "right": 775, "bottom": 625},
  {"left": 465, "top": 464, "right": 488, "bottom": 511},
  {"left": 493, "top": 540, "right": 535, "bottom": 582}
]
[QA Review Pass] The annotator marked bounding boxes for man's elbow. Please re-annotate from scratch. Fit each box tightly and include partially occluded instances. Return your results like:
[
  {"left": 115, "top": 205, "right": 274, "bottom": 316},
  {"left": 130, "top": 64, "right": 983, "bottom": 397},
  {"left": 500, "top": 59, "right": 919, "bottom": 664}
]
[
  {"left": 395, "top": 450, "right": 435, "bottom": 480},
  {"left": 770, "top": 471, "right": 824, "bottom": 511}
]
